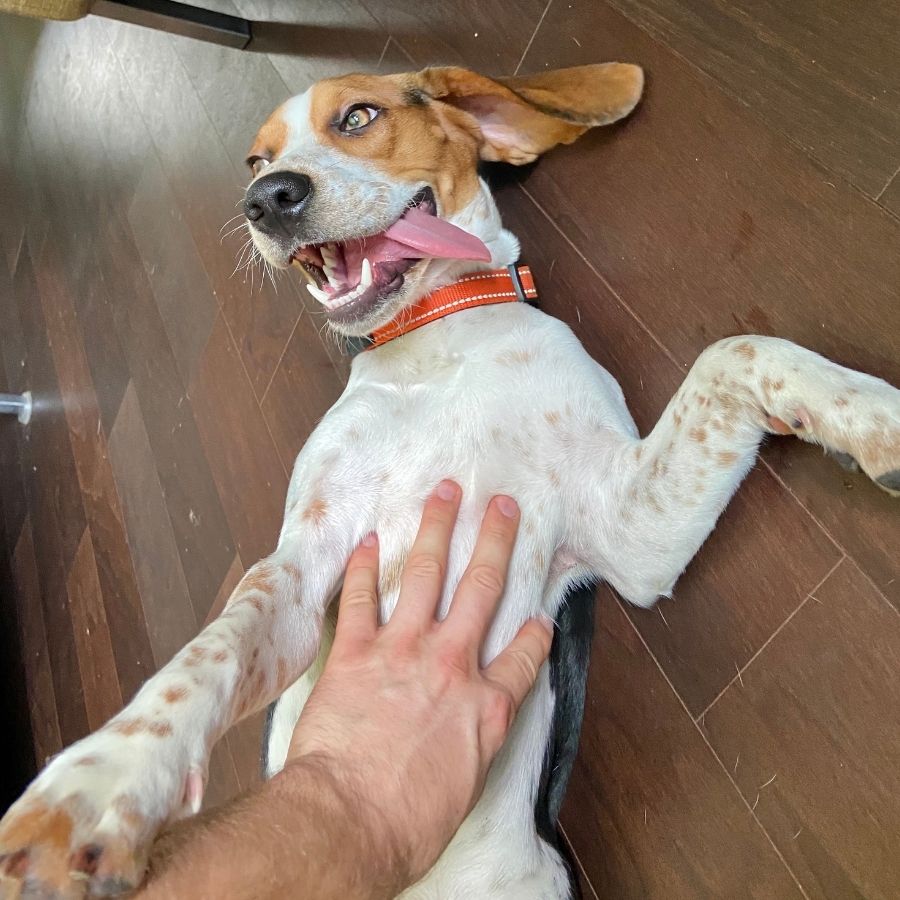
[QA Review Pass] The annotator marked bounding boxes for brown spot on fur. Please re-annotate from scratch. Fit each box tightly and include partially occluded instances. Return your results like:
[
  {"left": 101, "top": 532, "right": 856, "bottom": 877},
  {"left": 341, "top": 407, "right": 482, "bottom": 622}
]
[
  {"left": 0, "top": 804, "right": 73, "bottom": 856},
  {"left": 772, "top": 379, "right": 784, "bottom": 391},
  {"left": 113, "top": 796, "right": 147, "bottom": 833},
  {"left": 634, "top": 445, "right": 643, "bottom": 461},
  {"left": 110, "top": 717, "right": 171, "bottom": 738},
  {"left": 282, "top": 563, "right": 302, "bottom": 583},
  {"left": 673, "top": 412, "right": 682, "bottom": 428},
  {"left": 277, "top": 656, "right": 289, "bottom": 687},
  {"left": 303, "top": 498, "right": 328, "bottom": 525},
  {"left": 74, "top": 756, "right": 100, "bottom": 767},
  {"left": 163, "top": 686, "right": 188, "bottom": 704},
  {"left": 689, "top": 427, "right": 707, "bottom": 443},
  {"left": 717, "top": 451, "right": 739, "bottom": 466},
  {"left": 111, "top": 718, "right": 147, "bottom": 736},
  {"left": 834, "top": 396, "right": 848, "bottom": 407},
  {"left": 239, "top": 564, "right": 276, "bottom": 598},
  {"left": 697, "top": 394, "right": 709, "bottom": 406},
  {"left": 213, "top": 650, "right": 229, "bottom": 664},
  {"left": 544, "top": 410, "right": 562, "bottom": 427},
  {"left": 496, "top": 348, "right": 536, "bottom": 366},
  {"left": 249, "top": 596, "right": 264, "bottom": 613},
  {"left": 734, "top": 341, "right": 756, "bottom": 360},
  {"left": 380, "top": 552, "right": 406, "bottom": 596},
  {"left": 650, "top": 457, "right": 668, "bottom": 479},
  {"left": 549, "top": 470, "right": 561, "bottom": 487}
]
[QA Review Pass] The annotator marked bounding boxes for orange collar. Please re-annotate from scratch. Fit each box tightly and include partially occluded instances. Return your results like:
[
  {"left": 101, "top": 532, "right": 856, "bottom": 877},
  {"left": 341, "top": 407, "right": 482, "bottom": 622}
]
[{"left": 366, "top": 265, "right": 537, "bottom": 349}]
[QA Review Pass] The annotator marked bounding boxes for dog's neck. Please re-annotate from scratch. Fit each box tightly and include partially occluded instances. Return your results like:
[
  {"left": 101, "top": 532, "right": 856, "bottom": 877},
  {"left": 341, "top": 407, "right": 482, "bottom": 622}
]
[{"left": 340, "top": 179, "right": 522, "bottom": 353}]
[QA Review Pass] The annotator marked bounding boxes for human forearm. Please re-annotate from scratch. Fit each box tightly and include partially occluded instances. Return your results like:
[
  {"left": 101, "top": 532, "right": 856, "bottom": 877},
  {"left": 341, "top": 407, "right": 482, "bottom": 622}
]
[{"left": 140, "top": 758, "right": 405, "bottom": 900}]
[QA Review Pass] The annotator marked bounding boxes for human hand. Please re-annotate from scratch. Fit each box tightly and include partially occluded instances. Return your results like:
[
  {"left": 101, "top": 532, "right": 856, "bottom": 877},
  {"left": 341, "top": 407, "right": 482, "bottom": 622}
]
[{"left": 285, "top": 480, "right": 553, "bottom": 888}]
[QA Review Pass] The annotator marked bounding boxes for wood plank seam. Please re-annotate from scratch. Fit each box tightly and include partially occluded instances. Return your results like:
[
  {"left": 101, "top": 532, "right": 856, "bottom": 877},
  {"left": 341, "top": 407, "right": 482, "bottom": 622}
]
[
  {"left": 581, "top": 0, "right": 892, "bottom": 204},
  {"left": 692, "top": 554, "right": 846, "bottom": 724},
  {"left": 618, "top": 599, "right": 813, "bottom": 899},
  {"left": 514, "top": 0, "right": 555, "bottom": 76}
]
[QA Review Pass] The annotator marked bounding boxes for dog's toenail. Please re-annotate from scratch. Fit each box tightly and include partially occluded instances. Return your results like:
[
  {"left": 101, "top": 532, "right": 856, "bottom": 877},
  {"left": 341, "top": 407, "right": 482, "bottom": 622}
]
[{"left": 875, "top": 470, "right": 900, "bottom": 492}]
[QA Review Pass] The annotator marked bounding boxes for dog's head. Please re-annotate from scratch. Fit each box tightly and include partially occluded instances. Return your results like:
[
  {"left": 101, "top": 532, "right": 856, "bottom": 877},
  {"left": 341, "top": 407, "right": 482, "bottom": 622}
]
[{"left": 243, "top": 63, "right": 643, "bottom": 336}]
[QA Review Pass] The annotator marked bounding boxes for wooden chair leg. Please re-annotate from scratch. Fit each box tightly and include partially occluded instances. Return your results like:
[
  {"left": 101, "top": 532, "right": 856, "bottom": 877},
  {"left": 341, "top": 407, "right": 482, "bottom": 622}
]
[{"left": 92, "top": 0, "right": 251, "bottom": 48}]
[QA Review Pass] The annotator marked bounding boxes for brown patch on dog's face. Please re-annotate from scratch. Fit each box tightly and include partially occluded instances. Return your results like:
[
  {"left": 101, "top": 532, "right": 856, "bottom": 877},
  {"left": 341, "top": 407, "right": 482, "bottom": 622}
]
[
  {"left": 306, "top": 75, "right": 483, "bottom": 218},
  {"left": 247, "top": 109, "right": 289, "bottom": 169}
]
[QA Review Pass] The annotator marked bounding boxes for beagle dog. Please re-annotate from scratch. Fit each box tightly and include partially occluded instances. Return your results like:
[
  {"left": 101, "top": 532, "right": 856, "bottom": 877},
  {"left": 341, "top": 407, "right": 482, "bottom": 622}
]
[{"left": 2, "top": 62, "right": 899, "bottom": 900}]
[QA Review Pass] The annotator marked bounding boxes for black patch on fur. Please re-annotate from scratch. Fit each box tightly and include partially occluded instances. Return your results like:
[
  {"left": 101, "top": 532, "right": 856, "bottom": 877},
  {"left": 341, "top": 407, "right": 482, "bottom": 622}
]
[
  {"left": 404, "top": 87, "right": 429, "bottom": 106},
  {"left": 535, "top": 581, "right": 596, "bottom": 899},
  {"left": 260, "top": 699, "right": 278, "bottom": 780},
  {"left": 477, "top": 158, "right": 539, "bottom": 191}
]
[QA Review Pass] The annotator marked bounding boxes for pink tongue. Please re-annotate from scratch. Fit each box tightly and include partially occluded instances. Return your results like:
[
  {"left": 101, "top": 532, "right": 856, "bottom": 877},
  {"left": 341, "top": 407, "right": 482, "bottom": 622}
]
[
  {"left": 382, "top": 207, "right": 491, "bottom": 262},
  {"left": 339, "top": 207, "right": 492, "bottom": 288}
]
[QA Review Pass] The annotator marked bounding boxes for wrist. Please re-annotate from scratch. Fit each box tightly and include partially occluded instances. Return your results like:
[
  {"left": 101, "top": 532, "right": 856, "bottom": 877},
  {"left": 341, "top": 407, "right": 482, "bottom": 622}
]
[{"left": 279, "top": 753, "right": 411, "bottom": 899}]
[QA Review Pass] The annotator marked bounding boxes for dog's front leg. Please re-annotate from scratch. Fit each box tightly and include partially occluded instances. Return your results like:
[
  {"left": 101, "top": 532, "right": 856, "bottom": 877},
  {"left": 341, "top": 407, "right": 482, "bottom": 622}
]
[{"left": 0, "top": 475, "right": 365, "bottom": 898}]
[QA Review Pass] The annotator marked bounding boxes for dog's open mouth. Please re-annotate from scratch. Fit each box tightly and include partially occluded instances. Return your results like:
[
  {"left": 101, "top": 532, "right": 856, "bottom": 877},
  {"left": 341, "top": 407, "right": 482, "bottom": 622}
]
[{"left": 290, "top": 187, "right": 491, "bottom": 324}]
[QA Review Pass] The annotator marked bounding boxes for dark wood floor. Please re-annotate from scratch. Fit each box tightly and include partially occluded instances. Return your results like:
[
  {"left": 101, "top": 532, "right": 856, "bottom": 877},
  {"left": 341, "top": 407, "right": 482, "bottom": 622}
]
[{"left": 1, "top": 1, "right": 898, "bottom": 897}]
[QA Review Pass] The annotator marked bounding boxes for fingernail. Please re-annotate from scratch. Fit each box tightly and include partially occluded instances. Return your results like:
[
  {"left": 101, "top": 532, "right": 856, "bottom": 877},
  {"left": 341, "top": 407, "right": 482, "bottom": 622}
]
[
  {"left": 436, "top": 479, "right": 459, "bottom": 501},
  {"left": 495, "top": 495, "right": 519, "bottom": 518},
  {"left": 362, "top": 532, "right": 378, "bottom": 548}
]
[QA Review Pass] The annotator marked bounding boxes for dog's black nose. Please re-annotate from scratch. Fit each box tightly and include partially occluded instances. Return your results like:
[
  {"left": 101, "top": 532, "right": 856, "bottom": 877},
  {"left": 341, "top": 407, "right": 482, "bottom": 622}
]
[{"left": 244, "top": 171, "right": 312, "bottom": 231}]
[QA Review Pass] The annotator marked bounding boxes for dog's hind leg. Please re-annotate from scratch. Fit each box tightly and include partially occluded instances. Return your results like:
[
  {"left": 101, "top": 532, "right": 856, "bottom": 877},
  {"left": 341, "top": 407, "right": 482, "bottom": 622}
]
[{"left": 574, "top": 335, "right": 899, "bottom": 607}]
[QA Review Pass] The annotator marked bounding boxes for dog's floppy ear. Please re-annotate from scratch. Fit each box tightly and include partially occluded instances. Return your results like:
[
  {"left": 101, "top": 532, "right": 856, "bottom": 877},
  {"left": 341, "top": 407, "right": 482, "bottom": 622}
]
[{"left": 414, "top": 63, "right": 644, "bottom": 165}]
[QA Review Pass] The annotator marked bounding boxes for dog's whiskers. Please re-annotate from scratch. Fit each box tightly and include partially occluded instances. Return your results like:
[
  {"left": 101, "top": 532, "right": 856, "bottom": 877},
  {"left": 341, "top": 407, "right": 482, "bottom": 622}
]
[{"left": 219, "top": 212, "right": 245, "bottom": 237}]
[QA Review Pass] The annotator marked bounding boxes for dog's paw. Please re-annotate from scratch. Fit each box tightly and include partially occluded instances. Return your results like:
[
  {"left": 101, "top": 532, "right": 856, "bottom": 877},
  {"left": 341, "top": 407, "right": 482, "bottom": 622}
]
[
  {"left": 0, "top": 733, "right": 195, "bottom": 898},
  {"left": 766, "top": 373, "right": 900, "bottom": 497}
]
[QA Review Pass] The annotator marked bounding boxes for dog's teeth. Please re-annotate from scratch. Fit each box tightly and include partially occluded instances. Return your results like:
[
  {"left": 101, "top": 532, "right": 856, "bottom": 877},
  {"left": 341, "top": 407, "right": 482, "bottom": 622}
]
[
  {"left": 360, "top": 257, "right": 373, "bottom": 289},
  {"left": 306, "top": 282, "right": 330, "bottom": 303},
  {"left": 291, "top": 258, "right": 315, "bottom": 285}
]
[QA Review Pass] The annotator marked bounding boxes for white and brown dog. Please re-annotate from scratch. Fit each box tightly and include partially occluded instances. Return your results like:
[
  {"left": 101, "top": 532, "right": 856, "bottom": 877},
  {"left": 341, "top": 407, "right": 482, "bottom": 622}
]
[{"left": 2, "top": 62, "right": 899, "bottom": 899}]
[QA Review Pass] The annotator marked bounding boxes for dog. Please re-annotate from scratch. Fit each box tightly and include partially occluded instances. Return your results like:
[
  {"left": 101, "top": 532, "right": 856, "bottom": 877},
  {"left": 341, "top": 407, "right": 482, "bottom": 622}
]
[{"left": 1, "top": 61, "right": 899, "bottom": 899}]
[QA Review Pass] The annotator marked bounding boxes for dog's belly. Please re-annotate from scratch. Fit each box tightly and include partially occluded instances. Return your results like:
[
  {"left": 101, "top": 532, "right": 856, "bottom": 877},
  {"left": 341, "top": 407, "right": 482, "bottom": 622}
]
[{"left": 270, "top": 304, "right": 634, "bottom": 896}]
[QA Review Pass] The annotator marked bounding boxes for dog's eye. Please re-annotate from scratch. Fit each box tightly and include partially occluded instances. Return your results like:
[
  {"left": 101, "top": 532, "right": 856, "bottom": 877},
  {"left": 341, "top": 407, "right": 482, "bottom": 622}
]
[
  {"left": 248, "top": 156, "right": 269, "bottom": 177},
  {"left": 340, "top": 105, "right": 380, "bottom": 133}
]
